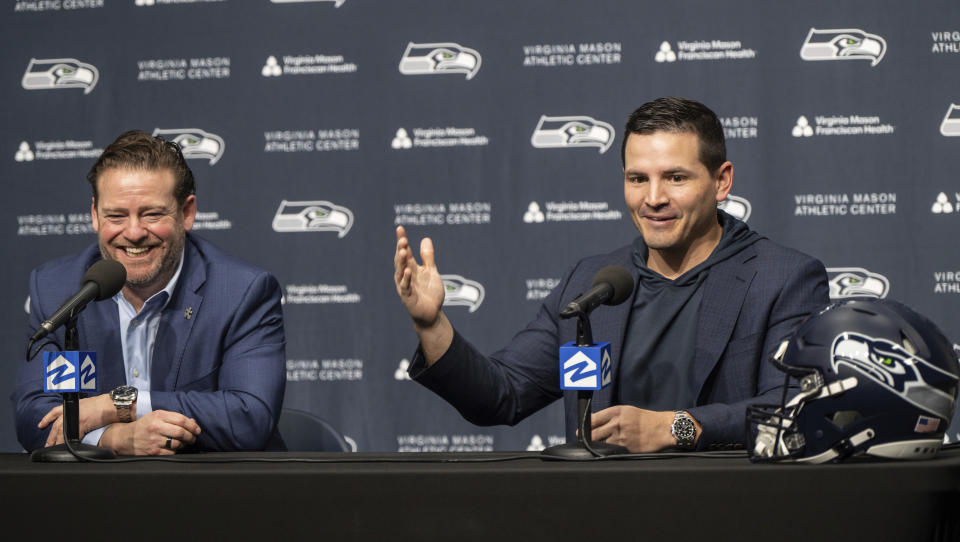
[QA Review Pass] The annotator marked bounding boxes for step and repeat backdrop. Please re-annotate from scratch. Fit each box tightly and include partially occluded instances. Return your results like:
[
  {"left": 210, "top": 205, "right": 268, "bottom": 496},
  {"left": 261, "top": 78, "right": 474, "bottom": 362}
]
[{"left": 2, "top": 0, "right": 959, "bottom": 453}]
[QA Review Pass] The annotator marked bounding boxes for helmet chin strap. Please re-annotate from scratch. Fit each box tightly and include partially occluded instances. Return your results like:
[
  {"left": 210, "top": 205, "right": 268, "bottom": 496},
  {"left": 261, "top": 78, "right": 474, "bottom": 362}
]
[{"left": 797, "top": 428, "right": 877, "bottom": 464}]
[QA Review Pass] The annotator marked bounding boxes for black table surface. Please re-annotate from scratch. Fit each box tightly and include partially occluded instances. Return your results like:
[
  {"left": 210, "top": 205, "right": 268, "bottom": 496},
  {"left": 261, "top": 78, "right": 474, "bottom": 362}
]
[{"left": 3, "top": 447, "right": 960, "bottom": 541}]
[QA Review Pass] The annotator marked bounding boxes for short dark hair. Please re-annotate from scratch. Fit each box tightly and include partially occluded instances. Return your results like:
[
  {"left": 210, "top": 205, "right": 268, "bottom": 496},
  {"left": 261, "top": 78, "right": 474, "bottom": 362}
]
[
  {"left": 87, "top": 130, "right": 196, "bottom": 207},
  {"left": 620, "top": 97, "right": 726, "bottom": 174}
]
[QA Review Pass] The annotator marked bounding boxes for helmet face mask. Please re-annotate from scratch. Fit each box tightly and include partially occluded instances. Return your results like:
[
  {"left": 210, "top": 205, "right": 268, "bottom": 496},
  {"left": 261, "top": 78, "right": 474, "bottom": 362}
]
[{"left": 748, "top": 299, "right": 960, "bottom": 464}]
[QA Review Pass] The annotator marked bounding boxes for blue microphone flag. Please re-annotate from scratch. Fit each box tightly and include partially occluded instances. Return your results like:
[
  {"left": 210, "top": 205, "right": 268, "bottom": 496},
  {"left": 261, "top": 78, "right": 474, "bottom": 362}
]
[
  {"left": 42, "top": 351, "right": 98, "bottom": 393},
  {"left": 559, "top": 342, "right": 611, "bottom": 390}
]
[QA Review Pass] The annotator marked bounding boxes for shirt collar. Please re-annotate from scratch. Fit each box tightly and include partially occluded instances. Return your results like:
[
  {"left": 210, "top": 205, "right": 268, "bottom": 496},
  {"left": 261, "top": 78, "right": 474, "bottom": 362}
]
[{"left": 113, "top": 248, "right": 186, "bottom": 313}]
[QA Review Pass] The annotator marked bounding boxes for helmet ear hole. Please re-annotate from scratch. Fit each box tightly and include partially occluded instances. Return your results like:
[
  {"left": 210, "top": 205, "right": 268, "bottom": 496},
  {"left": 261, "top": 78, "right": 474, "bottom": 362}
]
[
  {"left": 830, "top": 410, "right": 862, "bottom": 428},
  {"left": 901, "top": 334, "right": 917, "bottom": 355}
]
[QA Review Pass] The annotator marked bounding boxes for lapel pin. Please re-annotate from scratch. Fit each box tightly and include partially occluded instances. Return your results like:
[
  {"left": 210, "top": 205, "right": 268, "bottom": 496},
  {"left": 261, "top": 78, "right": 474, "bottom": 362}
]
[{"left": 184, "top": 307, "right": 194, "bottom": 320}]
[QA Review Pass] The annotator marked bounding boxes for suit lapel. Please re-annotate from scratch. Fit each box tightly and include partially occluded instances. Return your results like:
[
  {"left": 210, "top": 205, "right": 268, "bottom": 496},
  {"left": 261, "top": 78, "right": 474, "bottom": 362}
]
[
  {"left": 151, "top": 237, "right": 205, "bottom": 391},
  {"left": 692, "top": 245, "right": 757, "bottom": 400}
]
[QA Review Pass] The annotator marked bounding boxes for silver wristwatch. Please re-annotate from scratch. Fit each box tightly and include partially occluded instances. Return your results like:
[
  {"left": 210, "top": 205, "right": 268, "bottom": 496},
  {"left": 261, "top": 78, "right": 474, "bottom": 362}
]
[
  {"left": 111, "top": 385, "right": 138, "bottom": 423},
  {"left": 671, "top": 411, "right": 696, "bottom": 449}
]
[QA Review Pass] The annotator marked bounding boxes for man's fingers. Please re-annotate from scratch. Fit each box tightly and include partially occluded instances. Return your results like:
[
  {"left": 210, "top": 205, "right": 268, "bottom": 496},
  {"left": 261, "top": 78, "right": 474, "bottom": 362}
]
[
  {"left": 155, "top": 437, "right": 175, "bottom": 455},
  {"left": 394, "top": 230, "right": 410, "bottom": 268},
  {"left": 38, "top": 406, "right": 63, "bottom": 429},
  {"left": 590, "top": 406, "right": 617, "bottom": 428},
  {"left": 393, "top": 245, "right": 404, "bottom": 281},
  {"left": 589, "top": 407, "right": 622, "bottom": 443},
  {"left": 180, "top": 416, "right": 201, "bottom": 437},
  {"left": 133, "top": 411, "right": 201, "bottom": 454},
  {"left": 394, "top": 228, "right": 420, "bottom": 291},
  {"left": 397, "top": 268, "right": 412, "bottom": 294},
  {"left": 159, "top": 435, "right": 183, "bottom": 452},
  {"left": 164, "top": 425, "right": 198, "bottom": 447},
  {"left": 44, "top": 423, "right": 56, "bottom": 447},
  {"left": 396, "top": 247, "right": 414, "bottom": 284},
  {"left": 45, "top": 417, "right": 64, "bottom": 447},
  {"left": 591, "top": 420, "right": 617, "bottom": 443},
  {"left": 157, "top": 411, "right": 201, "bottom": 437},
  {"left": 420, "top": 237, "right": 436, "bottom": 269}
]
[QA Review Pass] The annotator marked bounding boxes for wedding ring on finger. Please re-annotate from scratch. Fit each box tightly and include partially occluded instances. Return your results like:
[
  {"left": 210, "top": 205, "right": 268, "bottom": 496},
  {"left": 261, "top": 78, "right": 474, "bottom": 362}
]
[{"left": 164, "top": 437, "right": 173, "bottom": 449}]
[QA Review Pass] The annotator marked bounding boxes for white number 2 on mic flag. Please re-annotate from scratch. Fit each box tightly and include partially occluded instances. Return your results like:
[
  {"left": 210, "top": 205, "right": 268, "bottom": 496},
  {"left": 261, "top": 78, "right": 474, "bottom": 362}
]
[{"left": 42, "top": 351, "right": 97, "bottom": 393}]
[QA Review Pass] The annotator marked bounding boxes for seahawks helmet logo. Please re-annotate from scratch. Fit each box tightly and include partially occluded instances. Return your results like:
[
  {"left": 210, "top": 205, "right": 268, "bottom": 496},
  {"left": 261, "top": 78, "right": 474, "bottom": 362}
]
[
  {"left": 398, "top": 42, "right": 482, "bottom": 80},
  {"left": 152, "top": 128, "right": 225, "bottom": 165},
  {"left": 21, "top": 58, "right": 99, "bottom": 94},
  {"left": 800, "top": 28, "right": 886, "bottom": 66},
  {"left": 530, "top": 115, "right": 614, "bottom": 154},
  {"left": 717, "top": 194, "right": 751, "bottom": 222},
  {"left": 940, "top": 104, "right": 960, "bottom": 137},
  {"left": 826, "top": 267, "right": 890, "bottom": 299},
  {"left": 440, "top": 274, "right": 484, "bottom": 312},
  {"left": 832, "top": 332, "right": 958, "bottom": 419},
  {"left": 271, "top": 200, "right": 354, "bottom": 238}
]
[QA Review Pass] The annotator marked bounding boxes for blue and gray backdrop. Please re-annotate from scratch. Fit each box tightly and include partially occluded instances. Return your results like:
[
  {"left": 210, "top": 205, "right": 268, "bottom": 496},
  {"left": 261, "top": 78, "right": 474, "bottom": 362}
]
[{"left": 2, "top": 0, "right": 959, "bottom": 452}]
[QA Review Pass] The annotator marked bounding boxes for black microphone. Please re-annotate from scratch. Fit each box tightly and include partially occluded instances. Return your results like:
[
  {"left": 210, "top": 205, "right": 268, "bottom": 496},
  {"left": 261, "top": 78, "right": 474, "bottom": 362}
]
[
  {"left": 559, "top": 265, "right": 634, "bottom": 319},
  {"left": 29, "top": 259, "right": 126, "bottom": 343}
]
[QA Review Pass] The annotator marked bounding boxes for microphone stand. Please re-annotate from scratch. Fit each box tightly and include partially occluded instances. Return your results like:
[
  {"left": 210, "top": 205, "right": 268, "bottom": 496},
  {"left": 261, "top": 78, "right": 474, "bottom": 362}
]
[
  {"left": 31, "top": 314, "right": 116, "bottom": 462},
  {"left": 542, "top": 311, "right": 628, "bottom": 459}
]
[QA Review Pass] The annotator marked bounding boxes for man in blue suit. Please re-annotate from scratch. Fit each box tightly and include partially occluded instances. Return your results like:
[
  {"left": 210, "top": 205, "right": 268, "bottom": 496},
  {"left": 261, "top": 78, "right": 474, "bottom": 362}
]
[
  {"left": 12, "top": 130, "right": 286, "bottom": 454},
  {"left": 393, "top": 97, "right": 829, "bottom": 452}
]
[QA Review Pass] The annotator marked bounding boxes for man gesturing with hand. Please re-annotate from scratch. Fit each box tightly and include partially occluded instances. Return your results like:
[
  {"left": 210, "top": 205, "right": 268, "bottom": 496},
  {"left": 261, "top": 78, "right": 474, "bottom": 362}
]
[{"left": 393, "top": 98, "right": 829, "bottom": 452}]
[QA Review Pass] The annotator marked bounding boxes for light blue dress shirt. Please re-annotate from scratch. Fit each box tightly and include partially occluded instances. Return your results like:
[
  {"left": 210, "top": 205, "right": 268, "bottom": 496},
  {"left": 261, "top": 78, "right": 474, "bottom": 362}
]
[{"left": 83, "top": 251, "right": 184, "bottom": 446}]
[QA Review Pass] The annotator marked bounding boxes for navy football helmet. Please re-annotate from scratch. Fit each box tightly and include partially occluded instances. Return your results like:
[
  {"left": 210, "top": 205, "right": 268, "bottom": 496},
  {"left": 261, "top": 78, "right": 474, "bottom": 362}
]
[{"left": 748, "top": 298, "right": 960, "bottom": 463}]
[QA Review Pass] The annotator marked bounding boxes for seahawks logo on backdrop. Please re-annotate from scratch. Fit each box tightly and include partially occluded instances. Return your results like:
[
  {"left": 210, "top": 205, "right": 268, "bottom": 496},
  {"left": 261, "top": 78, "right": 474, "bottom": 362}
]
[
  {"left": 826, "top": 267, "right": 890, "bottom": 299},
  {"left": 441, "top": 274, "right": 485, "bottom": 312},
  {"left": 152, "top": 128, "right": 225, "bottom": 165},
  {"left": 271, "top": 200, "right": 354, "bottom": 238},
  {"left": 940, "top": 104, "right": 960, "bottom": 137},
  {"left": 21, "top": 58, "right": 99, "bottom": 94},
  {"left": 530, "top": 115, "right": 614, "bottom": 154},
  {"left": 831, "top": 332, "right": 958, "bottom": 419},
  {"left": 270, "top": 0, "right": 345, "bottom": 6},
  {"left": 398, "top": 42, "right": 482, "bottom": 80},
  {"left": 717, "top": 194, "right": 751, "bottom": 222},
  {"left": 800, "top": 28, "right": 887, "bottom": 66}
]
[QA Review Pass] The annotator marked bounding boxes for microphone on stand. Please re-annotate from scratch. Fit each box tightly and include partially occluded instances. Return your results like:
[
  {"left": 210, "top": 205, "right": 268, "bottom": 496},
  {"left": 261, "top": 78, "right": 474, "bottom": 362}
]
[
  {"left": 559, "top": 265, "right": 634, "bottom": 319},
  {"left": 27, "top": 259, "right": 126, "bottom": 462},
  {"left": 543, "top": 266, "right": 635, "bottom": 459},
  {"left": 29, "top": 259, "right": 126, "bottom": 345}
]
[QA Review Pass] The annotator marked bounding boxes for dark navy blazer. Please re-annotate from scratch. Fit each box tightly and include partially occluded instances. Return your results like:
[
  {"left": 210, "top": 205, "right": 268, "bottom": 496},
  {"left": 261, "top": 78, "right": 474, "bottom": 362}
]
[
  {"left": 12, "top": 234, "right": 286, "bottom": 452},
  {"left": 414, "top": 236, "right": 829, "bottom": 449}
]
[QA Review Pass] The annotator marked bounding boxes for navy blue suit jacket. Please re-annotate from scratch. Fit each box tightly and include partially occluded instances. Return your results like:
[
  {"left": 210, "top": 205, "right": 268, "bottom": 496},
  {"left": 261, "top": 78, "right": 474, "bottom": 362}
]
[
  {"left": 413, "top": 235, "right": 829, "bottom": 449},
  {"left": 12, "top": 234, "right": 287, "bottom": 452}
]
